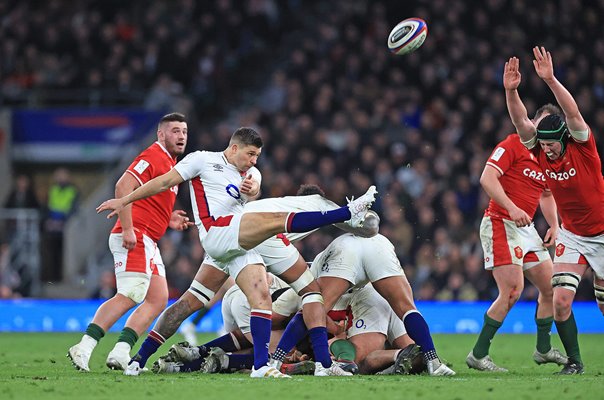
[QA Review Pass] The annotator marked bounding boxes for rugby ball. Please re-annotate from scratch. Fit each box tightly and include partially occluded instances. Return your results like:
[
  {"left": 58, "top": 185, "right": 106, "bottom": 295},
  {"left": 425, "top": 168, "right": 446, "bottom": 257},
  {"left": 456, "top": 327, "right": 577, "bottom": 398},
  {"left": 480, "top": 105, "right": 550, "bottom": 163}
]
[{"left": 387, "top": 18, "right": 428, "bottom": 55}]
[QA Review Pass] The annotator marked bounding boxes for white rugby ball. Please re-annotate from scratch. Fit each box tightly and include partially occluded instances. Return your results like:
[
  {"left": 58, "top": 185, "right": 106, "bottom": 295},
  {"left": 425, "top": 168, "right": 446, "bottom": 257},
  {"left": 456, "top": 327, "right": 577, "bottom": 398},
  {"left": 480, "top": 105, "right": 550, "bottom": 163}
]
[{"left": 387, "top": 18, "right": 428, "bottom": 55}]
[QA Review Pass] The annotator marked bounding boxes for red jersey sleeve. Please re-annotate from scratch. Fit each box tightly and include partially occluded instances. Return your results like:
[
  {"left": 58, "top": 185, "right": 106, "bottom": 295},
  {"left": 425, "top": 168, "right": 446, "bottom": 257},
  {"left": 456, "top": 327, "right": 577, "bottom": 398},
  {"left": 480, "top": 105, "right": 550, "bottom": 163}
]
[
  {"left": 485, "top": 136, "right": 516, "bottom": 176},
  {"left": 126, "top": 148, "right": 159, "bottom": 186}
]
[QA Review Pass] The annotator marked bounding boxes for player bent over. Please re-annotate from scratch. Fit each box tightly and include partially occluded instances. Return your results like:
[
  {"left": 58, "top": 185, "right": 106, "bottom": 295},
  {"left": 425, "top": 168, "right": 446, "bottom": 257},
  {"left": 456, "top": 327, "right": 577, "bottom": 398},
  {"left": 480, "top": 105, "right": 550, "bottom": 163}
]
[
  {"left": 97, "top": 127, "right": 377, "bottom": 378},
  {"left": 68, "top": 113, "right": 193, "bottom": 372},
  {"left": 466, "top": 109, "right": 566, "bottom": 371},
  {"left": 506, "top": 47, "right": 604, "bottom": 374}
]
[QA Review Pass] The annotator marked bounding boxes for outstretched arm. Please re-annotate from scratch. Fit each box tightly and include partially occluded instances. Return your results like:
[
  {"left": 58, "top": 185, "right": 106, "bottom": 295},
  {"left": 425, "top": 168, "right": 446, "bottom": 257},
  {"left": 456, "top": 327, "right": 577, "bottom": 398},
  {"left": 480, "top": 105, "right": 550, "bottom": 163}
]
[
  {"left": 533, "top": 46, "right": 588, "bottom": 137},
  {"left": 97, "top": 168, "right": 185, "bottom": 218},
  {"left": 480, "top": 165, "right": 531, "bottom": 227},
  {"left": 504, "top": 57, "right": 537, "bottom": 145}
]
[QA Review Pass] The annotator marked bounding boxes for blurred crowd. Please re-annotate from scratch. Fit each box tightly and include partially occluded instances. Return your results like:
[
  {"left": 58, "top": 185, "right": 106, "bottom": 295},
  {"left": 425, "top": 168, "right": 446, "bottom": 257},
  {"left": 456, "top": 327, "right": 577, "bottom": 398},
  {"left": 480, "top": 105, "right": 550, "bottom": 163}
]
[{"left": 3, "top": 0, "right": 604, "bottom": 301}]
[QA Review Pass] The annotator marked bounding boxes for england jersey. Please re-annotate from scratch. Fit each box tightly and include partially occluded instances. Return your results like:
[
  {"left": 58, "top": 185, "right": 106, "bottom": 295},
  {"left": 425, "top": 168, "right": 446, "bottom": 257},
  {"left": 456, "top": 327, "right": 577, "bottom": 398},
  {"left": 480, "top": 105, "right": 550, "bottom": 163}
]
[
  {"left": 112, "top": 142, "right": 177, "bottom": 242},
  {"left": 533, "top": 129, "right": 604, "bottom": 236},
  {"left": 174, "top": 150, "right": 261, "bottom": 239},
  {"left": 485, "top": 134, "right": 547, "bottom": 220}
]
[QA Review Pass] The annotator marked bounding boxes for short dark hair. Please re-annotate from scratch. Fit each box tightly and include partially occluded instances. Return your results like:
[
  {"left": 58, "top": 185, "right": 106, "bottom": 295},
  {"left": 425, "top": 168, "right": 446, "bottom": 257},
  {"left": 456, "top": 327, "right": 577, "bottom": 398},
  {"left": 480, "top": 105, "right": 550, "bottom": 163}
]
[
  {"left": 533, "top": 104, "right": 562, "bottom": 121},
  {"left": 159, "top": 112, "right": 186, "bottom": 128},
  {"left": 296, "top": 184, "right": 326, "bottom": 197},
  {"left": 230, "top": 127, "right": 263, "bottom": 148}
]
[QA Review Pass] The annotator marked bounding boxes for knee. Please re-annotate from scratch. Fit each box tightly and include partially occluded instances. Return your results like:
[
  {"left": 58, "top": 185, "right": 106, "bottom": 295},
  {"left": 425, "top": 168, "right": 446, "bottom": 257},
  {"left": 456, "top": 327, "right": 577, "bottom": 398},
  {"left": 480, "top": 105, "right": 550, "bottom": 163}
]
[{"left": 553, "top": 290, "right": 573, "bottom": 316}]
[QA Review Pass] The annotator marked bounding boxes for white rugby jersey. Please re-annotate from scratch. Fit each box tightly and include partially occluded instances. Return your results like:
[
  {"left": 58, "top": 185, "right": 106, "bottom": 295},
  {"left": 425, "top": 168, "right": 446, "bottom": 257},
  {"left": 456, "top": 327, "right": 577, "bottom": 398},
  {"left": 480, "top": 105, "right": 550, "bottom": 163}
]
[
  {"left": 243, "top": 194, "right": 340, "bottom": 243},
  {"left": 174, "top": 150, "right": 261, "bottom": 238}
]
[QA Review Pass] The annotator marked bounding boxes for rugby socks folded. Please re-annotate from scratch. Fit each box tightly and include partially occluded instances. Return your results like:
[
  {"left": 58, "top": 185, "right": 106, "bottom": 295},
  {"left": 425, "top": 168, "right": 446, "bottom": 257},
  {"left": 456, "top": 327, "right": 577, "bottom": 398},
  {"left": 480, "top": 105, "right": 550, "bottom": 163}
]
[
  {"left": 117, "top": 327, "right": 139, "bottom": 348},
  {"left": 285, "top": 208, "right": 351, "bottom": 233},
  {"left": 472, "top": 313, "right": 502, "bottom": 359},
  {"left": 134, "top": 330, "right": 165, "bottom": 368},
  {"left": 535, "top": 316, "right": 554, "bottom": 354},
  {"left": 250, "top": 309, "right": 272, "bottom": 369},
  {"left": 555, "top": 312, "right": 582, "bottom": 364},
  {"left": 84, "top": 323, "right": 105, "bottom": 342},
  {"left": 272, "top": 313, "right": 308, "bottom": 362},
  {"left": 403, "top": 310, "right": 438, "bottom": 360}
]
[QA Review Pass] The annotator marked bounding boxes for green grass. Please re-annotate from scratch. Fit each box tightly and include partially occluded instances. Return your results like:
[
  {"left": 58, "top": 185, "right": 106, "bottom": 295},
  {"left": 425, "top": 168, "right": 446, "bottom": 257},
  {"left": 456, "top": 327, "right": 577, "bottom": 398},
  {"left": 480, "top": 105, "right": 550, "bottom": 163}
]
[{"left": 0, "top": 333, "right": 602, "bottom": 400}]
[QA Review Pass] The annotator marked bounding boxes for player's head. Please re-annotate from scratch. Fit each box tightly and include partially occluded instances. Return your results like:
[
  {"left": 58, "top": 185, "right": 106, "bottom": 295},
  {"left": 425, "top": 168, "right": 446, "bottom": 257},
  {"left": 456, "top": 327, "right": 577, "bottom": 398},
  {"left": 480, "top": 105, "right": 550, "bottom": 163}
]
[
  {"left": 536, "top": 114, "right": 569, "bottom": 160},
  {"left": 532, "top": 103, "right": 562, "bottom": 127},
  {"left": 227, "top": 127, "right": 263, "bottom": 171},
  {"left": 296, "top": 184, "right": 326, "bottom": 197},
  {"left": 158, "top": 112, "right": 188, "bottom": 157}
]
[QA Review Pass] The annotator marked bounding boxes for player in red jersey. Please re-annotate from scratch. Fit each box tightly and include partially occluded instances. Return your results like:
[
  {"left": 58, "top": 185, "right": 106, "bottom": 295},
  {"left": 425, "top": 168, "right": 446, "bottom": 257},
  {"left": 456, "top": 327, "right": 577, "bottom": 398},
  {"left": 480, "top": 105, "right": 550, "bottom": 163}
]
[
  {"left": 68, "top": 113, "right": 193, "bottom": 372},
  {"left": 504, "top": 47, "right": 604, "bottom": 374},
  {"left": 466, "top": 130, "right": 567, "bottom": 372}
]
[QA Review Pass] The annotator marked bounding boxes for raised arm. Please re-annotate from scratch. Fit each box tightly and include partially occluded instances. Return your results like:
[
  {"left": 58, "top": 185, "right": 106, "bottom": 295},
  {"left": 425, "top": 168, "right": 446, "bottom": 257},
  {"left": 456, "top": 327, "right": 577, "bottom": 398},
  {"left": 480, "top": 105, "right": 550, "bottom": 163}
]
[
  {"left": 480, "top": 165, "right": 531, "bottom": 227},
  {"left": 97, "top": 168, "right": 185, "bottom": 218},
  {"left": 504, "top": 57, "right": 537, "bottom": 144},
  {"left": 532, "top": 46, "right": 588, "bottom": 137}
]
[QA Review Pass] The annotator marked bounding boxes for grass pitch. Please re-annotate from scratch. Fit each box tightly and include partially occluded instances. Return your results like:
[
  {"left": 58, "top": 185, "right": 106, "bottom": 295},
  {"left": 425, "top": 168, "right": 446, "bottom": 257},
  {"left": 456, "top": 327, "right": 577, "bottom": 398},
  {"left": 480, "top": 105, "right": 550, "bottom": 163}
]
[{"left": 0, "top": 332, "right": 602, "bottom": 400}]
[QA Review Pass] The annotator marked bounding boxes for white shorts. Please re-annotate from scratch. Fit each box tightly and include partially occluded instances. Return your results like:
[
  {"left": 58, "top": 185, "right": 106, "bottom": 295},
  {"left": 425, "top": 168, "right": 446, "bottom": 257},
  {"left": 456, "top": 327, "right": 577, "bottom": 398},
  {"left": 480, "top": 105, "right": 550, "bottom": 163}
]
[
  {"left": 555, "top": 227, "right": 604, "bottom": 279},
  {"left": 330, "top": 287, "right": 406, "bottom": 344},
  {"left": 202, "top": 214, "right": 261, "bottom": 263},
  {"left": 222, "top": 286, "right": 251, "bottom": 334},
  {"left": 272, "top": 288, "right": 301, "bottom": 317},
  {"left": 255, "top": 235, "right": 300, "bottom": 276},
  {"left": 203, "top": 250, "right": 264, "bottom": 281},
  {"left": 480, "top": 217, "right": 550, "bottom": 270},
  {"left": 311, "top": 243, "right": 404, "bottom": 288}
]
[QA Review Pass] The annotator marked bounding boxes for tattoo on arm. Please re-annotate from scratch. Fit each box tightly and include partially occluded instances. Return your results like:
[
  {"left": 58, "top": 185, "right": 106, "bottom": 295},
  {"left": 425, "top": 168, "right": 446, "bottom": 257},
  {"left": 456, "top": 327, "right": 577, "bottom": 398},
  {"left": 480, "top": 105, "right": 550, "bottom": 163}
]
[{"left": 155, "top": 300, "right": 194, "bottom": 338}]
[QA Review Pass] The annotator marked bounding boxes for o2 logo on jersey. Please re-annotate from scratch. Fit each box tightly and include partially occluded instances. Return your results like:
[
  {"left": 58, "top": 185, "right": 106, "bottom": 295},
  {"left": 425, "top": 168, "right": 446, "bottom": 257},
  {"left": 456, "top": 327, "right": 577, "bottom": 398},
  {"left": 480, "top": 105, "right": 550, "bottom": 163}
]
[
  {"left": 355, "top": 319, "right": 366, "bottom": 329},
  {"left": 225, "top": 184, "right": 241, "bottom": 199}
]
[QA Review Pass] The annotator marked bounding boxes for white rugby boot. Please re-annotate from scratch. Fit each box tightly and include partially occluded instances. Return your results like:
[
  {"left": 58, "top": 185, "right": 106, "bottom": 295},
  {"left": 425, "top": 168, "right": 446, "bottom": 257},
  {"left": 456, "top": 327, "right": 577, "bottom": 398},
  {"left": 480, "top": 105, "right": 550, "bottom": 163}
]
[
  {"left": 201, "top": 347, "right": 229, "bottom": 373},
  {"left": 346, "top": 185, "right": 378, "bottom": 228},
  {"left": 466, "top": 352, "right": 508, "bottom": 372},
  {"left": 106, "top": 342, "right": 131, "bottom": 370},
  {"left": 168, "top": 342, "right": 206, "bottom": 362},
  {"left": 533, "top": 347, "right": 568, "bottom": 366},
  {"left": 67, "top": 336, "right": 96, "bottom": 372},
  {"left": 250, "top": 365, "right": 291, "bottom": 378},
  {"left": 152, "top": 357, "right": 184, "bottom": 374},
  {"left": 427, "top": 358, "right": 456, "bottom": 376},
  {"left": 314, "top": 362, "right": 353, "bottom": 376}
]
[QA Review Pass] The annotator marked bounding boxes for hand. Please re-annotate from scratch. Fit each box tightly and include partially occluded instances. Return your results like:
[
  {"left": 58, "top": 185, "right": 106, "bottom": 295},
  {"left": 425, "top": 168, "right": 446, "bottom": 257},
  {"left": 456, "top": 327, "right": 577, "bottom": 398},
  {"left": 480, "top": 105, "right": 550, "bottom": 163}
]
[
  {"left": 508, "top": 206, "right": 532, "bottom": 227},
  {"left": 96, "top": 198, "right": 124, "bottom": 219},
  {"left": 121, "top": 227, "right": 137, "bottom": 250},
  {"left": 503, "top": 56, "right": 522, "bottom": 90},
  {"left": 240, "top": 174, "right": 258, "bottom": 196},
  {"left": 542, "top": 226, "right": 558, "bottom": 247},
  {"left": 169, "top": 210, "right": 194, "bottom": 231},
  {"left": 533, "top": 46, "right": 554, "bottom": 82}
]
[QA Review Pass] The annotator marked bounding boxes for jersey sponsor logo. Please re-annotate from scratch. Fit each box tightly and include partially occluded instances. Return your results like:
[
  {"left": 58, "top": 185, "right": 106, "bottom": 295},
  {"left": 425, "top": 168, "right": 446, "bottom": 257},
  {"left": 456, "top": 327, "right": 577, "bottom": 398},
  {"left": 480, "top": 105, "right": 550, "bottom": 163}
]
[
  {"left": 133, "top": 159, "right": 150, "bottom": 174},
  {"left": 544, "top": 168, "right": 577, "bottom": 181},
  {"left": 212, "top": 164, "right": 224, "bottom": 172},
  {"left": 491, "top": 147, "right": 505, "bottom": 161},
  {"left": 522, "top": 168, "right": 546, "bottom": 181},
  {"left": 355, "top": 319, "right": 366, "bottom": 329},
  {"left": 514, "top": 246, "right": 523, "bottom": 259},
  {"left": 555, "top": 243, "right": 566, "bottom": 257}
]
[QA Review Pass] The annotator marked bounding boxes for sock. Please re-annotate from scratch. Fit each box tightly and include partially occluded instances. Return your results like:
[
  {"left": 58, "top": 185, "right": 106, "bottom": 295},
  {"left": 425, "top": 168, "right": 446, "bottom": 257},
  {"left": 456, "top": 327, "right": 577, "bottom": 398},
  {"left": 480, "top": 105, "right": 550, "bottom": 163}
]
[
  {"left": 117, "top": 327, "right": 139, "bottom": 348},
  {"left": 204, "top": 333, "right": 239, "bottom": 353},
  {"left": 329, "top": 339, "right": 356, "bottom": 361},
  {"left": 535, "top": 316, "right": 554, "bottom": 354},
  {"left": 472, "top": 313, "right": 503, "bottom": 359},
  {"left": 273, "top": 313, "right": 308, "bottom": 362},
  {"left": 191, "top": 308, "right": 208, "bottom": 325},
  {"left": 286, "top": 208, "right": 351, "bottom": 233},
  {"left": 226, "top": 354, "right": 254, "bottom": 372},
  {"left": 308, "top": 326, "right": 332, "bottom": 368},
  {"left": 180, "top": 357, "right": 205, "bottom": 372},
  {"left": 403, "top": 310, "right": 437, "bottom": 360},
  {"left": 134, "top": 330, "right": 165, "bottom": 368},
  {"left": 250, "top": 309, "right": 272, "bottom": 369},
  {"left": 85, "top": 323, "right": 105, "bottom": 342},
  {"left": 555, "top": 312, "right": 582, "bottom": 364}
]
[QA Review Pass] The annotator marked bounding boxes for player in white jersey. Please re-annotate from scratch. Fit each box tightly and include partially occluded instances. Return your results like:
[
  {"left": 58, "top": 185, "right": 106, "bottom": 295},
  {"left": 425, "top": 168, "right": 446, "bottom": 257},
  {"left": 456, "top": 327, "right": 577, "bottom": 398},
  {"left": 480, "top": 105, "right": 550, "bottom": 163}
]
[
  {"left": 303, "top": 212, "right": 455, "bottom": 376},
  {"left": 97, "top": 127, "right": 377, "bottom": 378}
]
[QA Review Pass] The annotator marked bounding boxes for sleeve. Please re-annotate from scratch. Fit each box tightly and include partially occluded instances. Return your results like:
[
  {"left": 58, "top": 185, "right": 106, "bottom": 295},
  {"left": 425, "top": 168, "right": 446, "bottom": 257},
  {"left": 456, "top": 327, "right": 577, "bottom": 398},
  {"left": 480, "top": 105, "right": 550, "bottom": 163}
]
[
  {"left": 174, "top": 151, "right": 205, "bottom": 181},
  {"left": 569, "top": 126, "right": 590, "bottom": 142},
  {"left": 485, "top": 140, "right": 515, "bottom": 176},
  {"left": 126, "top": 149, "right": 156, "bottom": 186}
]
